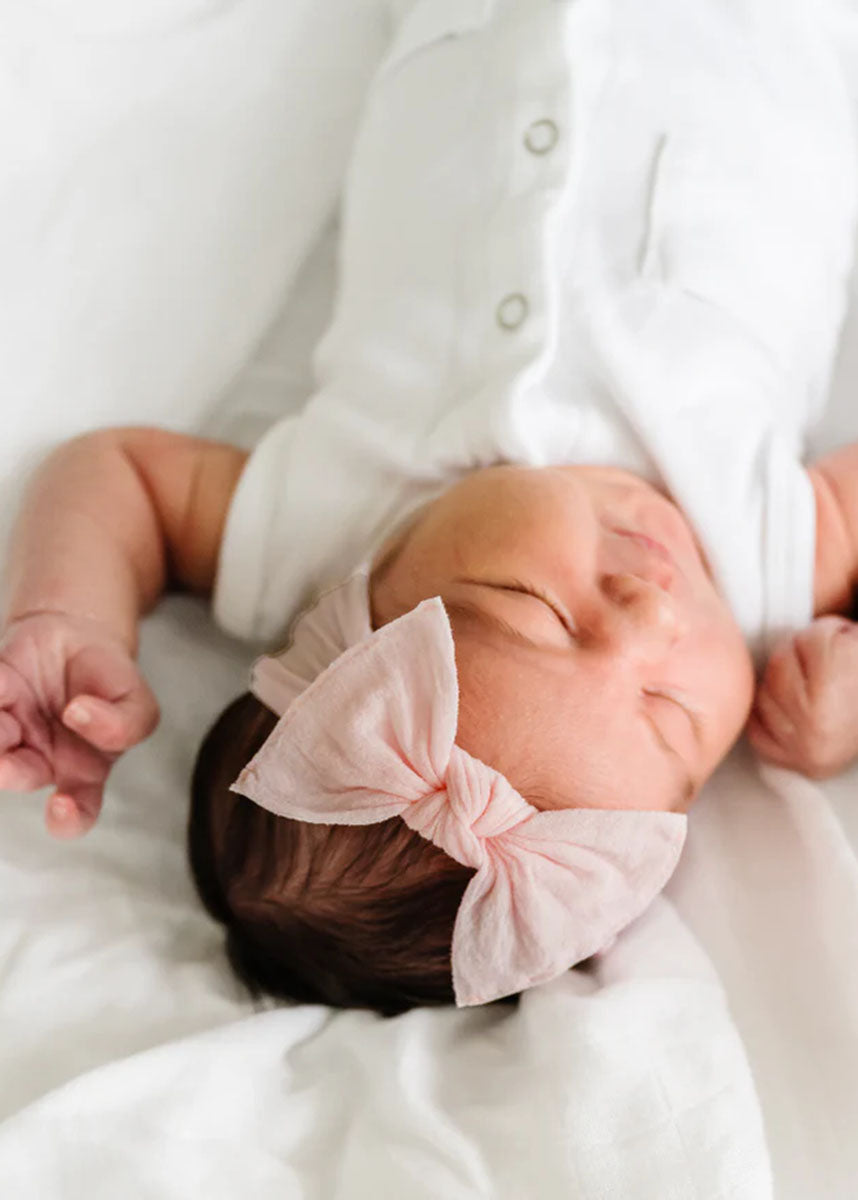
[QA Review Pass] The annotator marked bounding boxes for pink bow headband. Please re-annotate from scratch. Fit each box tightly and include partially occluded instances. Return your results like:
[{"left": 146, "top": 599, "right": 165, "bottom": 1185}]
[{"left": 231, "top": 572, "right": 686, "bottom": 1007}]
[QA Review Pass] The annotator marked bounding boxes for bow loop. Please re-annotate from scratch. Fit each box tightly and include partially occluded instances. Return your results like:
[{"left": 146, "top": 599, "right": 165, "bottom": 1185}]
[
  {"left": 232, "top": 595, "right": 457, "bottom": 825},
  {"left": 451, "top": 807, "right": 686, "bottom": 1006}
]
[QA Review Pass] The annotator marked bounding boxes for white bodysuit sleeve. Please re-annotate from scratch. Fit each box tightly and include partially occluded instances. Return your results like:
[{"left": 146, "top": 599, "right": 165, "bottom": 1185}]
[{"left": 213, "top": 417, "right": 299, "bottom": 643}]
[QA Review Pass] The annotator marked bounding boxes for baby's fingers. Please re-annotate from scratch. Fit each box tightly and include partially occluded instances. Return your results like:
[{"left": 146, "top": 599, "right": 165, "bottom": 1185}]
[
  {"left": 0, "top": 711, "right": 21, "bottom": 755},
  {"left": 749, "top": 674, "right": 798, "bottom": 744},
  {"left": 61, "top": 687, "right": 160, "bottom": 755},
  {"left": 0, "top": 745, "right": 53, "bottom": 792},
  {"left": 746, "top": 708, "right": 793, "bottom": 767},
  {"left": 45, "top": 787, "right": 102, "bottom": 839}
]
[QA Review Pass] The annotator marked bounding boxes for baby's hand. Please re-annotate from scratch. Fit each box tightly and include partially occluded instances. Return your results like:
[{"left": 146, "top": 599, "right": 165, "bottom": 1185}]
[
  {"left": 0, "top": 612, "right": 159, "bottom": 837},
  {"left": 748, "top": 616, "right": 858, "bottom": 780}
]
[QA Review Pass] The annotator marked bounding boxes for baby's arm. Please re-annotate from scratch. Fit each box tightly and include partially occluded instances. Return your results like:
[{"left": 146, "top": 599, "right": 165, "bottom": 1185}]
[
  {"left": 0, "top": 427, "right": 247, "bottom": 834},
  {"left": 749, "top": 446, "right": 858, "bottom": 778}
]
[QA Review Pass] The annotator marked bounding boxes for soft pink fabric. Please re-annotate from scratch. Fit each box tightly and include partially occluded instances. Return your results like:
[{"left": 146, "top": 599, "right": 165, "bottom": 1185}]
[
  {"left": 231, "top": 579, "right": 687, "bottom": 1007},
  {"left": 249, "top": 572, "right": 372, "bottom": 716}
]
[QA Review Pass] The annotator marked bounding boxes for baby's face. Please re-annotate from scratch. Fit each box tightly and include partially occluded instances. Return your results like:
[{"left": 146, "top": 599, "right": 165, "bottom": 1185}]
[{"left": 372, "top": 465, "right": 754, "bottom": 813}]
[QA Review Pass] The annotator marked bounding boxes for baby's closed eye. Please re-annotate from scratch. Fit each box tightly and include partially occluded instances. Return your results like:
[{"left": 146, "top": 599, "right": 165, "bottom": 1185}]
[{"left": 451, "top": 577, "right": 576, "bottom": 648}]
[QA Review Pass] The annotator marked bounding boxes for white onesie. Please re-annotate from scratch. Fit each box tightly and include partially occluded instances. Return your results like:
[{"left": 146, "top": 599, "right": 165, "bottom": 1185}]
[{"left": 214, "top": 0, "right": 857, "bottom": 660}]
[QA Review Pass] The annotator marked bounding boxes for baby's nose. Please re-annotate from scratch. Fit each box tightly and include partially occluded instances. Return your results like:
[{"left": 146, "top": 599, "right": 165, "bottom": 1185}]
[{"left": 597, "top": 571, "right": 685, "bottom": 659}]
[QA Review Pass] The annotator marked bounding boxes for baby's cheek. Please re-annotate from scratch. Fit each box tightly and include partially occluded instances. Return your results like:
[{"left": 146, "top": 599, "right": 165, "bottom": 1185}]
[{"left": 692, "top": 616, "right": 754, "bottom": 747}]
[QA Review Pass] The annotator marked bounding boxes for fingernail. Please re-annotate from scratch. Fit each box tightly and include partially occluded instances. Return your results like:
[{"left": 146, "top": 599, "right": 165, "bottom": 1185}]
[
  {"left": 49, "top": 795, "right": 75, "bottom": 821},
  {"left": 65, "top": 702, "right": 90, "bottom": 726}
]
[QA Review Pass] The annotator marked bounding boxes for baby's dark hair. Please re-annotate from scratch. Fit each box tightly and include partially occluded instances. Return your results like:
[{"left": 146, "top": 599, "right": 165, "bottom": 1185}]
[{"left": 188, "top": 692, "right": 484, "bottom": 1016}]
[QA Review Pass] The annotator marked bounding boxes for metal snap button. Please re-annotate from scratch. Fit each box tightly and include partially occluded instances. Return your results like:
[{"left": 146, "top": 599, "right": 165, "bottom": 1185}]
[
  {"left": 523, "top": 118, "right": 559, "bottom": 156},
  {"left": 496, "top": 293, "right": 529, "bottom": 331}
]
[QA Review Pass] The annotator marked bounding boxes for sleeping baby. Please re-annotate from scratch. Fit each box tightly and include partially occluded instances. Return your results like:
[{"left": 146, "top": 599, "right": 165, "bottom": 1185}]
[{"left": 1, "top": 0, "right": 857, "bottom": 1014}]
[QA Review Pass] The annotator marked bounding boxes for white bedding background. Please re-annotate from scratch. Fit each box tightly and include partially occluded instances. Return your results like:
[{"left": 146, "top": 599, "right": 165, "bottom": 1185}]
[{"left": 2, "top": 3, "right": 858, "bottom": 1197}]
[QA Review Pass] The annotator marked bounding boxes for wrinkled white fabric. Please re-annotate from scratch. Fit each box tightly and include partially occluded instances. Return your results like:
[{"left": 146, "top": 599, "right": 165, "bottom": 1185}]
[{"left": 0, "top": 599, "right": 772, "bottom": 1199}]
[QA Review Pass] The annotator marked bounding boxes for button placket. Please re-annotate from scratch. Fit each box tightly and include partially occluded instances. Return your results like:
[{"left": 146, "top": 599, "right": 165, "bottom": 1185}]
[
  {"left": 494, "top": 107, "right": 561, "bottom": 336},
  {"left": 482, "top": 5, "right": 572, "bottom": 358},
  {"left": 492, "top": 117, "right": 560, "bottom": 335}
]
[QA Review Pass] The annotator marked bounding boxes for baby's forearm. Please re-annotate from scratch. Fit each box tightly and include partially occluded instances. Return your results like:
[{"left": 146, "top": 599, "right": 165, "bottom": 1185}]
[{"left": 1, "top": 432, "right": 168, "bottom": 655}]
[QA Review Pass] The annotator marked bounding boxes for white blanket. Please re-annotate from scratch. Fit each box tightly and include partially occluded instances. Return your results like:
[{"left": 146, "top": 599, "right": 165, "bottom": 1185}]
[
  {"left": 0, "top": 596, "right": 773, "bottom": 1199},
  {"left": 3, "top": 4, "right": 858, "bottom": 1197}
]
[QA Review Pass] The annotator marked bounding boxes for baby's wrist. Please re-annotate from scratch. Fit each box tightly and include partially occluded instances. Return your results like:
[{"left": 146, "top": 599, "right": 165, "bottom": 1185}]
[{"left": 1, "top": 606, "right": 137, "bottom": 656}]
